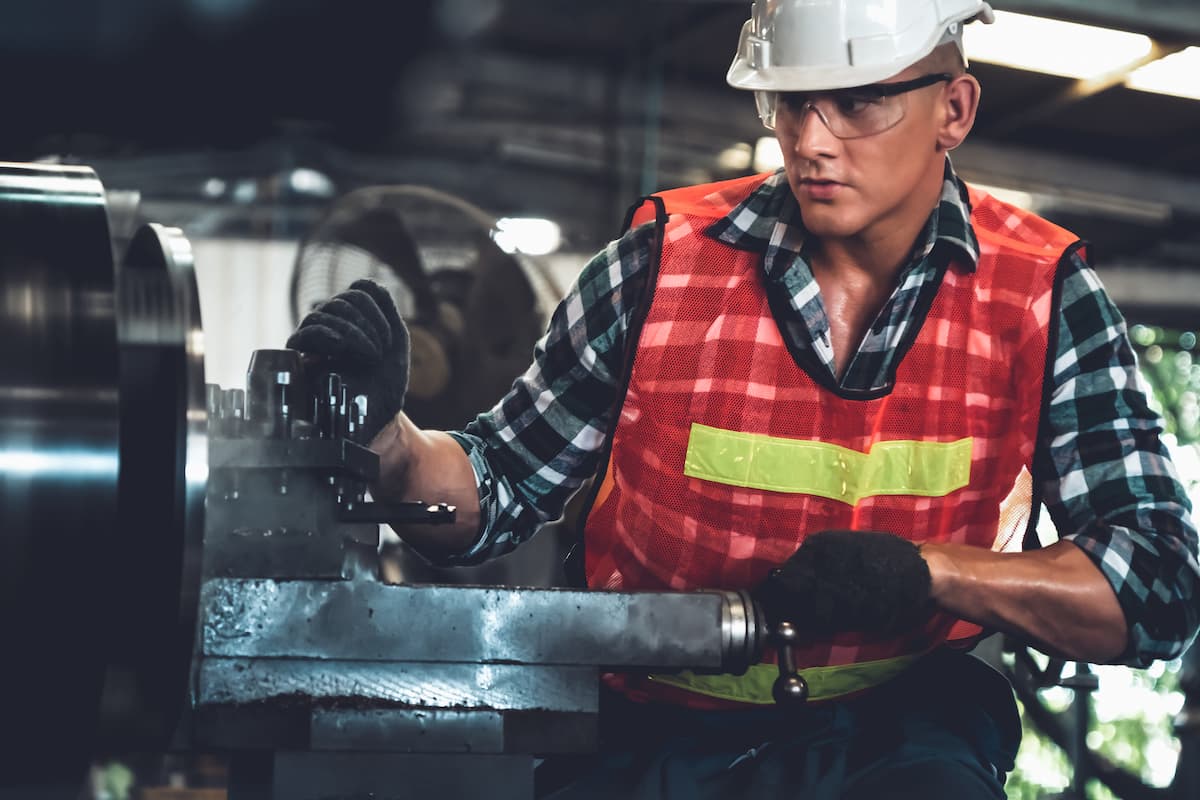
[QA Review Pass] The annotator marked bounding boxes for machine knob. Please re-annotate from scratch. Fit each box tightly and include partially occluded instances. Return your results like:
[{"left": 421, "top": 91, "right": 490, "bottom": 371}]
[
  {"left": 773, "top": 673, "right": 810, "bottom": 705},
  {"left": 771, "top": 620, "right": 810, "bottom": 707}
]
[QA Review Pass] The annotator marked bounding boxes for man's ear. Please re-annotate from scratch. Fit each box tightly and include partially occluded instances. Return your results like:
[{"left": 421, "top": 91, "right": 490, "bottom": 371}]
[{"left": 938, "top": 74, "right": 981, "bottom": 151}]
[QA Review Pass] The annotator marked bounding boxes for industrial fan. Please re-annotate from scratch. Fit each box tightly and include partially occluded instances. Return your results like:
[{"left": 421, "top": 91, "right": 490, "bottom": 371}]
[
  {"left": 290, "top": 185, "right": 567, "bottom": 585},
  {"left": 290, "top": 185, "right": 562, "bottom": 432}
]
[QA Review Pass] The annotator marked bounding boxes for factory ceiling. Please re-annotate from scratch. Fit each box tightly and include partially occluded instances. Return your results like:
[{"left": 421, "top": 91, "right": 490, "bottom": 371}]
[{"left": 7, "top": 0, "right": 1200, "bottom": 323}]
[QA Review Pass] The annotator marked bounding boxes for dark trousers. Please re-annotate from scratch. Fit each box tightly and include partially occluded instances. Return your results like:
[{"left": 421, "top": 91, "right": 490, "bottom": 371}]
[{"left": 538, "top": 650, "right": 1021, "bottom": 800}]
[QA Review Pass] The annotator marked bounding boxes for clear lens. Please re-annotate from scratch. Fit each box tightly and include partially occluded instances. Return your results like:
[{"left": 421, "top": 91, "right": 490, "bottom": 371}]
[
  {"left": 762, "top": 74, "right": 951, "bottom": 139},
  {"left": 825, "top": 91, "right": 907, "bottom": 137},
  {"left": 773, "top": 90, "right": 909, "bottom": 139}
]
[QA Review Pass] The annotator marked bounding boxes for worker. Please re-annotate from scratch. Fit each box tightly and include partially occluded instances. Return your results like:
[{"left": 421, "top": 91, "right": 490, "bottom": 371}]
[{"left": 287, "top": 1, "right": 1200, "bottom": 796}]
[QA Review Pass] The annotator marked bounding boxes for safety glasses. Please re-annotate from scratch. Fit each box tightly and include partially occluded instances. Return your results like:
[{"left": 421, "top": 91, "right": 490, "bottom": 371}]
[{"left": 756, "top": 73, "right": 954, "bottom": 138}]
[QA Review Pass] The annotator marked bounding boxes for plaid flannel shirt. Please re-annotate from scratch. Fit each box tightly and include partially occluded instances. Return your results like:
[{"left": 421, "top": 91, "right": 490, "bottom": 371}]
[{"left": 447, "top": 159, "right": 1199, "bottom": 667}]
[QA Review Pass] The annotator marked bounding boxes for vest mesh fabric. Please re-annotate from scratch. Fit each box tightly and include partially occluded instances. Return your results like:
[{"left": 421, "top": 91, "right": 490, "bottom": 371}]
[{"left": 583, "top": 175, "right": 1079, "bottom": 708}]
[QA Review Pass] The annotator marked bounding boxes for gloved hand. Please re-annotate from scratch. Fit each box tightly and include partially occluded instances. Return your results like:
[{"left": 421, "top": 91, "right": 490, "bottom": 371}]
[
  {"left": 286, "top": 278, "right": 409, "bottom": 441},
  {"left": 754, "top": 529, "right": 932, "bottom": 635}
]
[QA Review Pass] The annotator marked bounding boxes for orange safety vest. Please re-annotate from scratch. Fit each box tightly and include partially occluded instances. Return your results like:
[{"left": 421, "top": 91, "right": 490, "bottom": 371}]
[{"left": 580, "top": 172, "right": 1081, "bottom": 708}]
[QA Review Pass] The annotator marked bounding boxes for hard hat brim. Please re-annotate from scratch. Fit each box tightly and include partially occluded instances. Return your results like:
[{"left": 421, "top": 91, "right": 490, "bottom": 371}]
[{"left": 727, "top": 58, "right": 917, "bottom": 93}]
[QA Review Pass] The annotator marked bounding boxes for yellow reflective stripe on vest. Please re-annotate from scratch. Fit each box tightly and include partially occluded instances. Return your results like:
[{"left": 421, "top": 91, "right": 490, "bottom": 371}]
[
  {"left": 649, "top": 652, "right": 922, "bottom": 705},
  {"left": 683, "top": 424, "right": 972, "bottom": 504}
]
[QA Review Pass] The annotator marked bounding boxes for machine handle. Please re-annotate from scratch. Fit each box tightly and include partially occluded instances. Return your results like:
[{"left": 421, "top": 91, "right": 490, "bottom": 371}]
[{"left": 771, "top": 620, "right": 811, "bottom": 706}]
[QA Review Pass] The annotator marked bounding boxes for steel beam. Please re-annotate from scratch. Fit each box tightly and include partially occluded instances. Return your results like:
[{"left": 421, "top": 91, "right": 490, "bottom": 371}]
[
  {"left": 987, "top": 42, "right": 1191, "bottom": 137},
  {"left": 953, "top": 139, "right": 1200, "bottom": 218},
  {"left": 1094, "top": 263, "right": 1200, "bottom": 311},
  {"left": 993, "top": 0, "right": 1200, "bottom": 39}
]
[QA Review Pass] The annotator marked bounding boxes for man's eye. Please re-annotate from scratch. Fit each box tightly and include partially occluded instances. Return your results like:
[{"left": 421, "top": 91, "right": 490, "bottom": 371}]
[
  {"left": 833, "top": 94, "right": 880, "bottom": 115},
  {"left": 781, "top": 94, "right": 809, "bottom": 111}
]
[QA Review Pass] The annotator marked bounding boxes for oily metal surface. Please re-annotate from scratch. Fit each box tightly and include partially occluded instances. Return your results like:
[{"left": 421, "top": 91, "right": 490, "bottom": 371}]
[
  {"left": 196, "top": 658, "right": 597, "bottom": 712},
  {"left": 201, "top": 579, "right": 744, "bottom": 670}
]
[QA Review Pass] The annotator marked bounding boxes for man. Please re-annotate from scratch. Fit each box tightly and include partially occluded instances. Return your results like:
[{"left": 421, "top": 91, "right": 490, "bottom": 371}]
[{"left": 289, "top": 1, "right": 1199, "bottom": 796}]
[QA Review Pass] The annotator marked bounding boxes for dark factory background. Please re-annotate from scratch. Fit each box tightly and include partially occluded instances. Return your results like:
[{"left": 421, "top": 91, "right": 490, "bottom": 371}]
[{"left": 3, "top": 1, "right": 1198, "bottom": 798}]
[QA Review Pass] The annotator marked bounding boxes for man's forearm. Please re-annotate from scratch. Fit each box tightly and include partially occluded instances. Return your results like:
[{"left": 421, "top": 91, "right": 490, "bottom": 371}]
[
  {"left": 920, "top": 540, "right": 1129, "bottom": 663},
  {"left": 368, "top": 412, "right": 482, "bottom": 560}
]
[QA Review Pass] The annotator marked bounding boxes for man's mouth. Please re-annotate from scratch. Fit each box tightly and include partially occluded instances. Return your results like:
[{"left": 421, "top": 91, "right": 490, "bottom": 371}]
[{"left": 796, "top": 178, "right": 845, "bottom": 201}]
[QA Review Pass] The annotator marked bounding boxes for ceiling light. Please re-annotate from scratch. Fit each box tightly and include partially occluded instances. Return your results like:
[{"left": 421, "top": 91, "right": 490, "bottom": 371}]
[
  {"left": 717, "top": 143, "right": 753, "bottom": 173},
  {"left": 753, "top": 137, "right": 784, "bottom": 173},
  {"left": 203, "top": 178, "right": 226, "bottom": 198},
  {"left": 1126, "top": 47, "right": 1200, "bottom": 100},
  {"left": 288, "top": 168, "right": 335, "bottom": 198},
  {"left": 491, "top": 217, "right": 562, "bottom": 256},
  {"left": 963, "top": 10, "right": 1154, "bottom": 79}
]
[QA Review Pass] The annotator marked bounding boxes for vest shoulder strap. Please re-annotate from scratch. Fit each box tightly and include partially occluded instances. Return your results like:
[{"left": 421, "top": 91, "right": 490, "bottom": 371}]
[
  {"left": 627, "top": 172, "right": 775, "bottom": 230},
  {"left": 967, "top": 183, "right": 1081, "bottom": 259}
]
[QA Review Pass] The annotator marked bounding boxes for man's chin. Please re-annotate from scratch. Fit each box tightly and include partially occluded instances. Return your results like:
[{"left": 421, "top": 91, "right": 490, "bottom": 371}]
[{"left": 798, "top": 206, "right": 865, "bottom": 240}]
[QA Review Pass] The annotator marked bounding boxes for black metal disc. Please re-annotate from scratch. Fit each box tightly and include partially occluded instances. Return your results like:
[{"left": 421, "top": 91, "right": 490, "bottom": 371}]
[
  {"left": 0, "top": 162, "right": 121, "bottom": 792},
  {"left": 0, "top": 172, "right": 207, "bottom": 794},
  {"left": 98, "top": 223, "right": 207, "bottom": 752}
]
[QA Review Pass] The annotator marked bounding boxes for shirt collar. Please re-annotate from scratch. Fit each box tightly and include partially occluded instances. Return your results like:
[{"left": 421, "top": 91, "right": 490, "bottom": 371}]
[{"left": 705, "top": 157, "right": 981, "bottom": 273}]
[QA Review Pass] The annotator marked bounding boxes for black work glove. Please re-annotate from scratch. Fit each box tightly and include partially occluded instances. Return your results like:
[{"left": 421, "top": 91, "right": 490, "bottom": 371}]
[
  {"left": 286, "top": 278, "right": 409, "bottom": 441},
  {"left": 754, "top": 529, "right": 932, "bottom": 635}
]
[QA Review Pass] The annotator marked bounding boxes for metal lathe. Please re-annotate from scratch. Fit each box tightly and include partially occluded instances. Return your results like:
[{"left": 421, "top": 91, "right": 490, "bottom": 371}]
[{"left": 0, "top": 162, "right": 775, "bottom": 799}]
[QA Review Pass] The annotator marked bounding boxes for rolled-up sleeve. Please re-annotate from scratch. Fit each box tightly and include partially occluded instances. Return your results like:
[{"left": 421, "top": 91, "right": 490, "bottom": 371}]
[
  {"left": 427, "top": 224, "right": 657, "bottom": 566},
  {"left": 1037, "top": 250, "right": 1200, "bottom": 666}
]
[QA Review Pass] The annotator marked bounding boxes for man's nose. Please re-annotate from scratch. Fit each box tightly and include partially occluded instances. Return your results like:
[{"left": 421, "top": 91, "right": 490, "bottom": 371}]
[{"left": 791, "top": 101, "right": 839, "bottom": 159}]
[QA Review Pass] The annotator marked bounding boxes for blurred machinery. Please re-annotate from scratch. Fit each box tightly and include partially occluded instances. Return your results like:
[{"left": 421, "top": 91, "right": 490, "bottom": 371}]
[
  {"left": 289, "top": 184, "right": 569, "bottom": 587},
  {"left": 0, "top": 162, "right": 767, "bottom": 800},
  {"left": 290, "top": 184, "right": 560, "bottom": 432}
]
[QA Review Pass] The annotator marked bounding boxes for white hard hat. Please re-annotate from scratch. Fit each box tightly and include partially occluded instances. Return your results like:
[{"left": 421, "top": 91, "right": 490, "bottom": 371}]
[{"left": 727, "top": 0, "right": 995, "bottom": 93}]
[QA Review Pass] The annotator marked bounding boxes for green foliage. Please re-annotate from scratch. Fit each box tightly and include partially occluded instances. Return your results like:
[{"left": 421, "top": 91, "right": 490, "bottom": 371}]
[
  {"left": 1131, "top": 325, "right": 1200, "bottom": 445},
  {"left": 94, "top": 762, "right": 134, "bottom": 800},
  {"left": 1006, "top": 694, "right": 1072, "bottom": 800},
  {"left": 1006, "top": 662, "right": 1183, "bottom": 799},
  {"left": 1004, "top": 316, "right": 1196, "bottom": 799},
  {"left": 1091, "top": 663, "right": 1183, "bottom": 794}
]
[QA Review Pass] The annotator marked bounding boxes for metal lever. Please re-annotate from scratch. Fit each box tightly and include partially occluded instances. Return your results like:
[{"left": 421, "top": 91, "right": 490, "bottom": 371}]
[{"left": 771, "top": 620, "right": 810, "bottom": 705}]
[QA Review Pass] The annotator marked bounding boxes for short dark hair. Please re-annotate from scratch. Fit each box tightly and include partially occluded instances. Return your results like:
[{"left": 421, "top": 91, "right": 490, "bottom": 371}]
[{"left": 917, "top": 42, "right": 967, "bottom": 76}]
